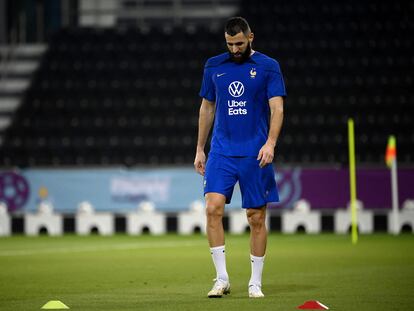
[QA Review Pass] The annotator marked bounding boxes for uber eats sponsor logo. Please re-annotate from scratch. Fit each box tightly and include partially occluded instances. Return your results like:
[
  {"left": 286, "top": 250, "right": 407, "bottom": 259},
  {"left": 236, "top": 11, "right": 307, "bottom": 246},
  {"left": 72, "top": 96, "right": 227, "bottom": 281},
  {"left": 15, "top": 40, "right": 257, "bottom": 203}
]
[
  {"left": 228, "top": 81, "right": 247, "bottom": 115},
  {"left": 228, "top": 100, "right": 247, "bottom": 115}
]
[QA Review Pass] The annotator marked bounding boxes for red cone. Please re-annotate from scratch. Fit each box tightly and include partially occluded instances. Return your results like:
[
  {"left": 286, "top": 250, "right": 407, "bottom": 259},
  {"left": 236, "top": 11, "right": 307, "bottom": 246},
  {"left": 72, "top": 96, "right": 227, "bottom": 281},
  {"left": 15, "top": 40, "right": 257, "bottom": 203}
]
[{"left": 297, "top": 300, "right": 329, "bottom": 310}]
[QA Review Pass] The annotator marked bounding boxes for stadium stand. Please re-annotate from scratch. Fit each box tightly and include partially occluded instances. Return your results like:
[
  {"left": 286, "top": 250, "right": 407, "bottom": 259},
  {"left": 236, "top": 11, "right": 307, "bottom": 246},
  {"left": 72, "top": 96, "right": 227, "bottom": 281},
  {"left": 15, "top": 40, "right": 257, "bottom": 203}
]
[
  {"left": 242, "top": 0, "right": 414, "bottom": 166},
  {"left": 0, "top": 0, "right": 413, "bottom": 167}
]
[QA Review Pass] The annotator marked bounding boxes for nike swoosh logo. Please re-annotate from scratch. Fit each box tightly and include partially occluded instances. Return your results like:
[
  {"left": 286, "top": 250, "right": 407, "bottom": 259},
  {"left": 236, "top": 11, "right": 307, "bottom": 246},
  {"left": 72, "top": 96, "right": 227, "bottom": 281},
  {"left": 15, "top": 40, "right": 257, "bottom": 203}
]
[{"left": 217, "top": 73, "right": 226, "bottom": 77}]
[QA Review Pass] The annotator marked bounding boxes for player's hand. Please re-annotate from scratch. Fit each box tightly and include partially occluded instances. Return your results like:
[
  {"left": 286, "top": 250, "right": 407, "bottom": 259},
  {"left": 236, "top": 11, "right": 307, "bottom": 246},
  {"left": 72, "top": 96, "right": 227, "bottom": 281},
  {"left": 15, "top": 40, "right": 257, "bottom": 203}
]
[
  {"left": 194, "top": 151, "right": 206, "bottom": 176},
  {"left": 257, "top": 142, "right": 275, "bottom": 168}
]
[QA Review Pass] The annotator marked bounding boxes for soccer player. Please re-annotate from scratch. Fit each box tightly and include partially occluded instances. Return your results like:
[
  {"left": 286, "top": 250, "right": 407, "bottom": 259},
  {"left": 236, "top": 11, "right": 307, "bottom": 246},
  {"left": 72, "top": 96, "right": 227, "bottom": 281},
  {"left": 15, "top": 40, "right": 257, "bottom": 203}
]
[{"left": 194, "top": 17, "right": 286, "bottom": 298}]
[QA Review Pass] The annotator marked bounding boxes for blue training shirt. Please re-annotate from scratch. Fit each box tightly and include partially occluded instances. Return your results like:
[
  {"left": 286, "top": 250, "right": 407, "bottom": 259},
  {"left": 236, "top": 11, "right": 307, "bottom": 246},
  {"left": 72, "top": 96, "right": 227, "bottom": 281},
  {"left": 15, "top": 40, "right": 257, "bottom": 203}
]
[{"left": 199, "top": 51, "right": 287, "bottom": 156}]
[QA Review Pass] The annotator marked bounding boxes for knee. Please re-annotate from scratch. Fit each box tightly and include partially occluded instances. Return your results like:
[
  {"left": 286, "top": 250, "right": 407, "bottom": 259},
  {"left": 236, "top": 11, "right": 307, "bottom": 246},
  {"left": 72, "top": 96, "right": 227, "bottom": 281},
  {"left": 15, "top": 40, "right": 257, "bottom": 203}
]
[
  {"left": 206, "top": 204, "right": 224, "bottom": 220},
  {"left": 247, "top": 210, "right": 266, "bottom": 229}
]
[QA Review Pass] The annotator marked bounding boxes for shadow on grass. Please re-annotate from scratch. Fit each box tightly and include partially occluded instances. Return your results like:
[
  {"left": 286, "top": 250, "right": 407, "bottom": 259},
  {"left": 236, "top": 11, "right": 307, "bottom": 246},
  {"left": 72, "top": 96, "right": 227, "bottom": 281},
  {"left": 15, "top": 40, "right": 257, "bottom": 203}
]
[
  {"left": 202, "top": 283, "right": 319, "bottom": 300},
  {"left": 266, "top": 283, "right": 319, "bottom": 295}
]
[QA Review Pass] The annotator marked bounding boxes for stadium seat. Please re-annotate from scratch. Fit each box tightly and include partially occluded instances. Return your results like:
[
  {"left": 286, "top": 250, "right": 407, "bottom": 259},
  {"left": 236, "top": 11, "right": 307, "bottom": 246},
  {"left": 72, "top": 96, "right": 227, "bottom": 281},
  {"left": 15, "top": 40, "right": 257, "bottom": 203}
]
[{"left": 1, "top": 0, "right": 413, "bottom": 167}]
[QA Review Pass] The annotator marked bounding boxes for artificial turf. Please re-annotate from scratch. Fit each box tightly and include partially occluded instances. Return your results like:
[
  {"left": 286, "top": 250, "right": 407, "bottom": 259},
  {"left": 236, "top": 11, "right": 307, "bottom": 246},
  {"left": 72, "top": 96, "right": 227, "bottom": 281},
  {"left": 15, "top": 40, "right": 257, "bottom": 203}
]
[{"left": 0, "top": 233, "right": 413, "bottom": 311}]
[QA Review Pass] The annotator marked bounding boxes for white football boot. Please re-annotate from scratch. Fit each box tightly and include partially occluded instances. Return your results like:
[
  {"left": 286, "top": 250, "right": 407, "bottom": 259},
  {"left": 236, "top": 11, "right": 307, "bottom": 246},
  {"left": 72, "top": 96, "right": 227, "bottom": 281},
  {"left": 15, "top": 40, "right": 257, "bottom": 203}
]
[
  {"left": 248, "top": 284, "right": 264, "bottom": 298},
  {"left": 207, "top": 278, "right": 231, "bottom": 298}
]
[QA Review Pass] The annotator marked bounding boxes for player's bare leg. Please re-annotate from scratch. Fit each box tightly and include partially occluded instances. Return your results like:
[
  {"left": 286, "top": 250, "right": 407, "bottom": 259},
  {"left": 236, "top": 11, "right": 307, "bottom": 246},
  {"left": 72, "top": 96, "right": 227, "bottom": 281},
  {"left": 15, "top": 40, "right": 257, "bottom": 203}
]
[
  {"left": 247, "top": 207, "right": 267, "bottom": 256},
  {"left": 246, "top": 206, "right": 267, "bottom": 298},
  {"left": 206, "top": 193, "right": 226, "bottom": 247},
  {"left": 205, "top": 192, "right": 230, "bottom": 297}
]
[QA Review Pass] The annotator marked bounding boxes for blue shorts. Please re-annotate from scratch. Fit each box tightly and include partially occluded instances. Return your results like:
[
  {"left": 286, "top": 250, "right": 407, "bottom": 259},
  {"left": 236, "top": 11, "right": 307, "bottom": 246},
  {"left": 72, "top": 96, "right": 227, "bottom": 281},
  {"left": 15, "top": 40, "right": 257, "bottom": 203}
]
[{"left": 203, "top": 152, "right": 279, "bottom": 209}]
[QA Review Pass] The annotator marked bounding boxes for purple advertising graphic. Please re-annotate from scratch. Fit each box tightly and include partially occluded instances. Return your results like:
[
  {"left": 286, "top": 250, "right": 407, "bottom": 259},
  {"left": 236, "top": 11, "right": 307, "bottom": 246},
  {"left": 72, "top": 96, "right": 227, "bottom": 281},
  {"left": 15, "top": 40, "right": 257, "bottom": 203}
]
[
  {"left": 0, "top": 168, "right": 413, "bottom": 212},
  {"left": 0, "top": 171, "right": 30, "bottom": 212},
  {"left": 274, "top": 168, "right": 302, "bottom": 208},
  {"left": 273, "top": 168, "right": 414, "bottom": 209}
]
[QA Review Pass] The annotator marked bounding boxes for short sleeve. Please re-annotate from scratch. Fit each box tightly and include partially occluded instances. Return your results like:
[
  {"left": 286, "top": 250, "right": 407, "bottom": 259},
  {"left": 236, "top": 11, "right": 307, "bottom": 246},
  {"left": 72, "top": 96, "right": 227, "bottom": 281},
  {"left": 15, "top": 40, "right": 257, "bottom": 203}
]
[
  {"left": 266, "top": 61, "right": 287, "bottom": 99},
  {"left": 199, "top": 65, "right": 216, "bottom": 102}
]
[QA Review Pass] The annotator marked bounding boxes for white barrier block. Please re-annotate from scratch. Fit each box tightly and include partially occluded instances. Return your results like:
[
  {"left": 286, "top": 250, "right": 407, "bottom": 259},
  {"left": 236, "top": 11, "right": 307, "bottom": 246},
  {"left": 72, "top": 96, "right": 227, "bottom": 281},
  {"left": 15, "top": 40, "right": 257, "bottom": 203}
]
[
  {"left": 335, "top": 209, "right": 374, "bottom": 234},
  {"left": 126, "top": 201, "right": 166, "bottom": 235},
  {"left": 229, "top": 209, "right": 248, "bottom": 234},
  {"left": 281, "top": 199, "right": 321, "bottom": 234},
  {"left": 397, "top": 209, "right": 414, "bottom": 233},
  {"left": 25, "top": 201, "right": 63, "bottom": 236},
  {"left": 0, "top": 203, "right": 11, "bottom": 236},
  {"left": 388, "top": 200, "right": 414, "bottom": 233},
  {"left": 178, "top": 200, "right": 206, "bottom": 234},
  {"left": 75, "top": 202, "right": 114, "bottom": 235},
  {"left": 282, "top": 210, "right": 321, "bottom": 234}
]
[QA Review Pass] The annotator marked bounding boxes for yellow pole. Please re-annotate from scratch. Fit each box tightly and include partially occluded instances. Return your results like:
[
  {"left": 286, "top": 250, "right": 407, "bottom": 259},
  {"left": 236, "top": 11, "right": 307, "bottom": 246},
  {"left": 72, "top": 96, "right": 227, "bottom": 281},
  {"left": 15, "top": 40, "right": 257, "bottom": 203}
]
[{"left": 348, "top": 119, "right": 358, "bottom": 244}]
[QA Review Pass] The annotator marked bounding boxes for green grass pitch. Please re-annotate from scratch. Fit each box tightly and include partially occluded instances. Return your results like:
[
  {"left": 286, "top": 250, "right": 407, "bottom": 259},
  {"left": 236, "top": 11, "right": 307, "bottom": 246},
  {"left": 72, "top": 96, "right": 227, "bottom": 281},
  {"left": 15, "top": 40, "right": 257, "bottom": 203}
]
[{"left": 0, "top": 234, "right": 413, "bottom": 311}]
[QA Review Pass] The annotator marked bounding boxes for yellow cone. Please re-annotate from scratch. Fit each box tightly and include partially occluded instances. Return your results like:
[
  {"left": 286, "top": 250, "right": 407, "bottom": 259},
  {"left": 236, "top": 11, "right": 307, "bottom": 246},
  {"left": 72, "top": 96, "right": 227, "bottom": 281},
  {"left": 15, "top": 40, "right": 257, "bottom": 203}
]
[{"left": 41, "top": 300, "right": 70, "bottom": 309}]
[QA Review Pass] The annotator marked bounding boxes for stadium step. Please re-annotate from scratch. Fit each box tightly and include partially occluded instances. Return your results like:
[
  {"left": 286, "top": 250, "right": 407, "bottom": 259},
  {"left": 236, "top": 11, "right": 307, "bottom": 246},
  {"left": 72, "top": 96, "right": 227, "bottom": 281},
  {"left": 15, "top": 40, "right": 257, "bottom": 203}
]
[{"left": 0, "top": 44, "right": 47, "bottom": 146}]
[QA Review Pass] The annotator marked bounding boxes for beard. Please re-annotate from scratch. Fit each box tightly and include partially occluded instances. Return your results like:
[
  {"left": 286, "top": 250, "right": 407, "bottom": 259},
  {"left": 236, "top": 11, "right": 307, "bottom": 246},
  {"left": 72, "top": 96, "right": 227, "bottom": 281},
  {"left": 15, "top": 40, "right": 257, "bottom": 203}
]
[{"left": 229, "top": 43, "right": 252, "bottom": 64}]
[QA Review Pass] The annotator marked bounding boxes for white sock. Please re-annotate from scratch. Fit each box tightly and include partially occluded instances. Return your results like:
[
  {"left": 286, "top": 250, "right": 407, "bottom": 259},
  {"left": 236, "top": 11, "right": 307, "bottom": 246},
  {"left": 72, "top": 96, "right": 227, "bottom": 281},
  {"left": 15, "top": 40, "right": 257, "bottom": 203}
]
[
  {"left": 210, "top": 245, "right": 229, "bottom": 282},
  {"left": 249, "top": 254, "right": 265, "bottom": 286}
]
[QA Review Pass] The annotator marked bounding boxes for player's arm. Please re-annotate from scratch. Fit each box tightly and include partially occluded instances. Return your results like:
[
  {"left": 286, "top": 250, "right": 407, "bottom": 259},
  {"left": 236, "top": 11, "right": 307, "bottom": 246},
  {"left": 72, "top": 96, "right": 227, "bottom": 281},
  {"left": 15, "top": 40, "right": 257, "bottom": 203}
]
[
  {"left": 194, "top": 98, "right": 216, "bottom": 175},
  {"left": 257, "top": 96, "right": 284, "bottom": 168}
]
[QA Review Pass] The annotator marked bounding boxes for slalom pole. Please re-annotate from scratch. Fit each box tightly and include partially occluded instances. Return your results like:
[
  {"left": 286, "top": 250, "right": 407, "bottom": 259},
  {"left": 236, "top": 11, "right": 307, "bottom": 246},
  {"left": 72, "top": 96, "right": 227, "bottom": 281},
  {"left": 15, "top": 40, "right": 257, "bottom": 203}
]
[
  {"left": 348, "top": 119, "right": 358, "bottom": 244},
  {"left": 391, "top": 156, "right": 399, "bottom": 234},
  {"left": 386, "top": 136, "right": 399, "bottom": 234}
]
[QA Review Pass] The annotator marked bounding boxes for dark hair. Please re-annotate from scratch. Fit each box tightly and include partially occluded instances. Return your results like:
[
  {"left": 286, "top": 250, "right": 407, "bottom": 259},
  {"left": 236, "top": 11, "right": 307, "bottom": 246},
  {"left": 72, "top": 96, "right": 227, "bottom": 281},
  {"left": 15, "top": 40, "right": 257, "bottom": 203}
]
[{"left": 224, "top": 17, "right": 251, "bottom": 36}]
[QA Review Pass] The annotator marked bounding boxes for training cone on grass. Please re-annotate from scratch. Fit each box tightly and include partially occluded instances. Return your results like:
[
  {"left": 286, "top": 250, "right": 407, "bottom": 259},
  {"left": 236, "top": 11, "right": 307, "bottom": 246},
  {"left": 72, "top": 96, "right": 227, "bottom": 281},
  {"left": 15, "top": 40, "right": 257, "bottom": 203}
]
[
  {"left": 297, "top": 300, "right": 329, "bottom": 310},
  {"left": 41, "top": 300, "right": 70, "bottom": 309}
]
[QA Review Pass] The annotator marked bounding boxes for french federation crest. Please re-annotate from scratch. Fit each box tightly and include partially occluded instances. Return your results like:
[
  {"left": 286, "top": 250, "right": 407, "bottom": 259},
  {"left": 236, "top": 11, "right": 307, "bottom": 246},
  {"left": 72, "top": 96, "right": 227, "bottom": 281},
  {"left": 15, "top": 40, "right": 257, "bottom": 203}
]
[{"left": 250, "top": 68, "right": 256, "bottom": 78}]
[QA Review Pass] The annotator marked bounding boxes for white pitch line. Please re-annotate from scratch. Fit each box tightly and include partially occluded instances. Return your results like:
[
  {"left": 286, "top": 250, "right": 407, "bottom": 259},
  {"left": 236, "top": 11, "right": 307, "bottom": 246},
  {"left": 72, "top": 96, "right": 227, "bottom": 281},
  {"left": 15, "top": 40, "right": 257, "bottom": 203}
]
[{"left": 0, "top": 241, "right": 204, "bottom": 257}]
